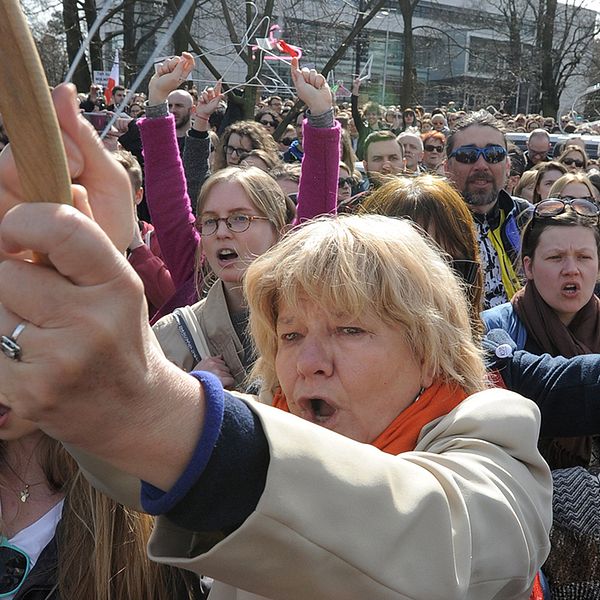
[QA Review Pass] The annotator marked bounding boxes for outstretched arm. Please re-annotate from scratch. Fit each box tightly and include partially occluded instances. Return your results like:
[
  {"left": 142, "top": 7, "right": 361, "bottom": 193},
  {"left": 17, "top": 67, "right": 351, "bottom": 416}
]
[
  {"left": 290, "top": 57, "right": 340, "bottom": 223},
  {"left": 141, "top": 53, "right": 200, "bottom": 289},
  {"left": 183, "top": 81, "right": 224, "bottom": 209}
]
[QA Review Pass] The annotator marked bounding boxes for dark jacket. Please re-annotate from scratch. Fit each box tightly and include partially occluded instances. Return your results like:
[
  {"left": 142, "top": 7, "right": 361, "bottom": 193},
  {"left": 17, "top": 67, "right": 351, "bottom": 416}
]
[
  {"left": 13, "top": 527, "right": 207, "bottom": 599},
  {"left": 484, "top": 329, "right": 600, "bottom": 438},
  {"left": 14, "top": 537, "right": 58, "bottom": 600}
]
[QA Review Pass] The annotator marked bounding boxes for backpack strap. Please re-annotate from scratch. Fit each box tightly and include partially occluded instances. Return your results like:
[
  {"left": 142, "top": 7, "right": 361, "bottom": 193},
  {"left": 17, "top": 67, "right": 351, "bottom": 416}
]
[{"left": 172, "top": 306, "right": 212, "bottom": 363}]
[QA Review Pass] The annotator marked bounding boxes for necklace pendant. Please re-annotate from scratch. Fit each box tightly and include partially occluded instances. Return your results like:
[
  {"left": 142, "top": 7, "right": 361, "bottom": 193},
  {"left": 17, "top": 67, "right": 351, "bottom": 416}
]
[{"left": 20, "top": 485, "right": 30, "bottom": 503}]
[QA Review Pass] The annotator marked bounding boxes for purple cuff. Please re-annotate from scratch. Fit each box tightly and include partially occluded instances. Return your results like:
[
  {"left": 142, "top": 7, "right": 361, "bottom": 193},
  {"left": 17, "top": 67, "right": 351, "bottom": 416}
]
[{"left": 140, "top": 371, "right": 225, "bottom": 515}]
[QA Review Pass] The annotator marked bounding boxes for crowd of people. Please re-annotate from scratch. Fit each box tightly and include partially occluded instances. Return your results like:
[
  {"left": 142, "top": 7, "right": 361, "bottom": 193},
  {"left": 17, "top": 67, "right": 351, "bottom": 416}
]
[{"left": 2, "top": 49, "right": 600, "bottom": 599}]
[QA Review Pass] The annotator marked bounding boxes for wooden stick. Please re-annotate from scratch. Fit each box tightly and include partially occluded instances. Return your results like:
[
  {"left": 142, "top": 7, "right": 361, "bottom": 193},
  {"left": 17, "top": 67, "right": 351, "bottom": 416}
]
[{"left": 0, "top": 0, "right": 71, "bottom": 206}]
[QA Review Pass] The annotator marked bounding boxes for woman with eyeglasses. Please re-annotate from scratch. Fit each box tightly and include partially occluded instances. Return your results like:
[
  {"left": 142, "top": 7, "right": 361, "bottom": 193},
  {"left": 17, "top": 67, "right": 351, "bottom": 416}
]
[
  {"left": 558, "top": 144, "right": 588, "bottom": 173},
  {"left": 421, "top": 131, "right": 446, "bottom": 174},
  {"left": 141, "top": 55, "right": 339, "bottom": 319},
  {"left": 144, "top": 56, "right": 339, "bottom": 390},
  {"left": 181, "top": 92, "right": 280, "bottom": 207},
  {"left": 336, "top": 163, "right": 355, "bottom": 205},
  {"left": 254, "top": 108, "right": 282, "bottom": 136},
  {"left": 482, "top": 192, "right": 600, "bottom": 470}
]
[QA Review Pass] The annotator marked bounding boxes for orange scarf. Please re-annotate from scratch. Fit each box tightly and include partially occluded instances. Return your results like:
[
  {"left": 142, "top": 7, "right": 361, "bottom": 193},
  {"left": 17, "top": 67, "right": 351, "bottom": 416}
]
[{"left": 273, "top": 380, "right": 467, "bottom": 454}]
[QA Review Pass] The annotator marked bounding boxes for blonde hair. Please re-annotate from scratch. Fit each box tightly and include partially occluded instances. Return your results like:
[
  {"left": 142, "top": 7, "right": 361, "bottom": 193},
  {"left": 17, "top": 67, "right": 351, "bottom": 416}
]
[
  {"left": 246, "top": 215, "right": 486, "bottom": 396},
  {"left": 547, "top": 172, "right": 598, "bottom": 199},
  {"left": 514, "top": 170, "right": 537, "bottom": 197},
  {"left": 1, "top": 438, "right": 196, "bottom": 599}
]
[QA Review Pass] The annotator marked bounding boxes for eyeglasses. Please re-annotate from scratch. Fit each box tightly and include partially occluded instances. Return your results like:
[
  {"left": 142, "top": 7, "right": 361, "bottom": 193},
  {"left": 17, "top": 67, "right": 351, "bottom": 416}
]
[
  {"left": 424, "top": 144, "right": 444, "bottom": 153},
  {"left": 448, "top": 145, "right": 507, "bottom": 164},
  {"left": 199, "top": 214, "right": 271, "bottom": 236},
  {"left": 535, "top": 198, "right": 599, "bottom": 221},
  {"left": 259, "top": 119, "right": 276, "bottom": 127},
  {"left": 451, "top": 259, "right": 480, "bottom": 286},
  {"left": 561, "top": 157, "right": 584, "bottom": 168},
  {"left": 338, "top": 177, "right": 354, "bottom": 188},
  {"left": 224, "top": 145, "right": 248, "bottom": 157},
  {"left": 0, "top": 539, "right": 30, "bottom": 597},
  {"left": 529, "top": 150, "right": 548, "bottom": 158}
]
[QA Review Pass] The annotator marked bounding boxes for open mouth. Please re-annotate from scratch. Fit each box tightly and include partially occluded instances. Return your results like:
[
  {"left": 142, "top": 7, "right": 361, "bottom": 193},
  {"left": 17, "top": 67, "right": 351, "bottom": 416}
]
[
  {"left": 309, "top": 398, "right": 337, "bottom": 423},
  {"left": 562, "top": 283, "right": 579, "bottom": 295},
  {"left": 217, "top": 248, "right": 238, "bottom": 262},
  {"left": 0, "top": 404, "right": 9, "bottom": 417}
]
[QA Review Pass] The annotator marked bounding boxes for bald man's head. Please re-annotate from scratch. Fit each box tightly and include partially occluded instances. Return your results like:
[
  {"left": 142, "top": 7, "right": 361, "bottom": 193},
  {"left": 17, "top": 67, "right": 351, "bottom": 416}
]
[{"left": 168, "top": 89, "right": 193, "bottom": 131}]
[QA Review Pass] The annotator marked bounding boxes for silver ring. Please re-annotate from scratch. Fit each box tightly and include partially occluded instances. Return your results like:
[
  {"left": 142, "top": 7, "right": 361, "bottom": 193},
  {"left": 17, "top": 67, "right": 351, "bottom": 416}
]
[{"left": 1, "top": 322, "right": 27, "bottom": 361}]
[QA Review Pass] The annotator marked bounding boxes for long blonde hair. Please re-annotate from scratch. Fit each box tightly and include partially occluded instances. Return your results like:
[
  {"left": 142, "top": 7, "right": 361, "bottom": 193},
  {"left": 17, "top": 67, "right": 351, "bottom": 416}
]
[
  {"left": 246, "top": 214, "right": 486, "bottom": 396},
  {"left": 1, "top": 438, "right": 196, "bottom": 599}
]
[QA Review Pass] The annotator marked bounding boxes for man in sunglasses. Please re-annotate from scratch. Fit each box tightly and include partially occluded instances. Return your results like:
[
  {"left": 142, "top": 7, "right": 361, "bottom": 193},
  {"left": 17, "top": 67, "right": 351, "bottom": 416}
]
[
  {"left": 524, "top": 129, "right": 551, "bottom": 171},
  {"left": 445, "top": 110, "right": 532, "bottom": 309}
]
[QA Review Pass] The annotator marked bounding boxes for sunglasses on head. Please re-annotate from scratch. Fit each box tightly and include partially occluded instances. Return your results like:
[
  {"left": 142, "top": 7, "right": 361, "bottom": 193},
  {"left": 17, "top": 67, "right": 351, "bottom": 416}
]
[
  {"left": 338, "top": 177, "right": 354, "bottom": 188},
  {"left": 535, "top": 197, "right": 599, "bottom": 221},
  {"left": 0, "top": 540, "right": 30, "bottom": 597},
  {"left": 424, "top": 144, "right": 444, "bottom": 153},
  {"left": 561, "top": 157, "right": 584, "bottom": 168},
  {"left": 448, "top": 145, "right": 507, "bottom": 164}
]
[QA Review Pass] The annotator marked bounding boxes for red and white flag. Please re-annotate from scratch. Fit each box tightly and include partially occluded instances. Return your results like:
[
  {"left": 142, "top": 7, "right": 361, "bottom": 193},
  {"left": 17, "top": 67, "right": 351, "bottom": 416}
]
[{"left": 104, "top": 51, "right": 120, "bottom": 105}]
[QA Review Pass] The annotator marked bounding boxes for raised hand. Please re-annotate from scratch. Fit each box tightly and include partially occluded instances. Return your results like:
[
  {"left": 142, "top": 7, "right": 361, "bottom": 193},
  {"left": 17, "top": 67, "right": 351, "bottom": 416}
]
[
  {"left": 148, "top": 52, "right": 195, "bottom": 105},
  {"left": 290, "top": 57, "right": 332, "bottom": 116},
  {"left": 192, "top": 81, "right": 223, "bottom": 132}
]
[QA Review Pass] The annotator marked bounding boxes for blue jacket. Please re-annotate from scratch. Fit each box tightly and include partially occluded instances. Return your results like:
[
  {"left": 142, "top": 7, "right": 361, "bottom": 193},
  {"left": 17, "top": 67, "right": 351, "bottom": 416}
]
[{"left": 481, "top": 302, "right": 528, "bottom": 349}]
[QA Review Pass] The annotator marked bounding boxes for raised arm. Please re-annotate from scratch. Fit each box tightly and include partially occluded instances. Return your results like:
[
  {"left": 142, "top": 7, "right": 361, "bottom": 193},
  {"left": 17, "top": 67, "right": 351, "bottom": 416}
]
[
  {"left": 140, "top": 53, "right": 199, "bottom": 289},
  {"left": 290, "top": 58, "right": 340, "bottom": 223},
  {"left": 182, "top": 81, "right": 223, "bottom": 210}
]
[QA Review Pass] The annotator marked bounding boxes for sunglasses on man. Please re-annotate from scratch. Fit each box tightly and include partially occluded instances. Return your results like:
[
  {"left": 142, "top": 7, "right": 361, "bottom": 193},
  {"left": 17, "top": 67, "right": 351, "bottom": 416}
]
[
  {"left": 448, "top": 145, "right": 507, "bottom": 164},
  {"left": 0, "top": 540, "right": 30, "bottom": 597},
  {"left": 424, "top": 144, "right": 444, "bottom": 153}
]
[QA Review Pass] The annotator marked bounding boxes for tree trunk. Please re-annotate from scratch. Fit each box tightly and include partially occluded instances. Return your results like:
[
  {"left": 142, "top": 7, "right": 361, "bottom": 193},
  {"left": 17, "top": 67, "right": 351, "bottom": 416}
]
[
  {"left": 63, "top": 0, "right": 91, "bottom": 90},
  {"left": 83, "top": 0, "right": 103, "bottom": 73},
  {"left": 122, "top": 0, "right": 136, "bottom": 86},
  {"left": 540, "top": 0, "right": 558, "bottom": 115},
  {"left": 398, "top": 0, "right": 417, "bottom": 108},
  {"left": 172, "top": 0, "right": 197, "bottom": 54}
]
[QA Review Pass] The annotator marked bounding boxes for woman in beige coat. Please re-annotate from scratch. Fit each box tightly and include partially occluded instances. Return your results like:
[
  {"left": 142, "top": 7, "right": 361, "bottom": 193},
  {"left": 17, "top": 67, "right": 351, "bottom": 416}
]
[{"left": 0, "top": 86, "right": 551, "bottom": 599}]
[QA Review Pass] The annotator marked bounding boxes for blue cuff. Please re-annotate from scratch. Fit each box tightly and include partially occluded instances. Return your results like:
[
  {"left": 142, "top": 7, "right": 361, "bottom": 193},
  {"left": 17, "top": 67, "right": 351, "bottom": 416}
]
[{"left": 140, "top": 371, "right": 225, "bottom": 515}]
